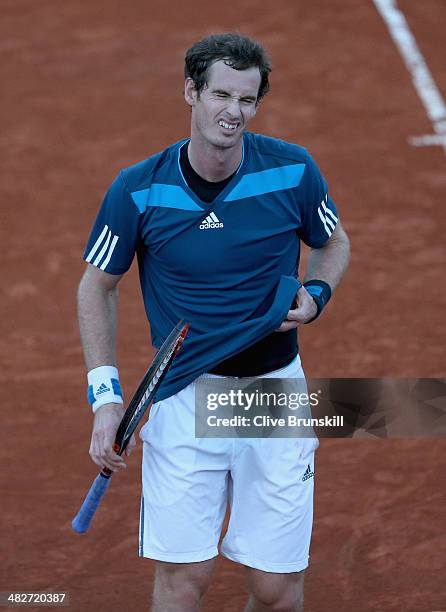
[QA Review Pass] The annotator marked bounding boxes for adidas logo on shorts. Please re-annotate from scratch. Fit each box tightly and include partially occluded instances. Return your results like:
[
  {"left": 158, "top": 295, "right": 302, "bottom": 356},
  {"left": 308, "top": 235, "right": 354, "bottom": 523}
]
[
  {"left": 302, "top": 464, "right": 314, "bottom": 482},
  {"left": 199, "top": 212, "right": 224, "bottom": 229}
]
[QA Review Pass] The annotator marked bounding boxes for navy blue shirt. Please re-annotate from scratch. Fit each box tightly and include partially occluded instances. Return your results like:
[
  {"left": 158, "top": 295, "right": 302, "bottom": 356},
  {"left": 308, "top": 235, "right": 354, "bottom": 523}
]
[
  {"left": 178, "top": 141, "right": 299, "bottom": 376},
  {"left": 84, "top": 132, "right": 339, "bottom": 399}
]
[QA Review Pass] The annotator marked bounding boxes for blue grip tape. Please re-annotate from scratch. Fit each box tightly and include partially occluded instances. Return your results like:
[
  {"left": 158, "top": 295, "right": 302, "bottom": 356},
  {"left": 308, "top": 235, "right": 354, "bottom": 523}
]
[{"left": 72, "top": 472, "right": 112, "bottom": 534}]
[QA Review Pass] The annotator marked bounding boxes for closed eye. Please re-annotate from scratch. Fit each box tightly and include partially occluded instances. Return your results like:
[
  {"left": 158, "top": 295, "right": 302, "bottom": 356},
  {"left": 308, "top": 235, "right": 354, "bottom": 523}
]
[
  {"left": 210, "top": 90, "right": 257, "bottom": 105},
  {"left": 213, "top": 91, "right": 231, "bottom": 99}
]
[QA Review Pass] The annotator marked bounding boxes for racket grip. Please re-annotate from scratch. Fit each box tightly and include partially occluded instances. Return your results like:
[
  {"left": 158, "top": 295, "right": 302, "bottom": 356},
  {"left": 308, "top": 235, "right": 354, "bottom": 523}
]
[{"left": 72, "top": 472, "right": 112, "bottom": 534}]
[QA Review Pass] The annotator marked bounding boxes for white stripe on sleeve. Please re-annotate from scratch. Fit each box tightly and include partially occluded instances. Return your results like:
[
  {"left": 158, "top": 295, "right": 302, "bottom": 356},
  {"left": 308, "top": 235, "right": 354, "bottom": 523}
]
[
  {"left": 322, "top": 201, "right": 338, "bottom": 224},
  {"left": 85, "top": 225, "right": 109, "bottom": 263},
  {"left": 92, "top": 230, "right": 111, "bottom": 266},
  {"left": 99, "top": 235, "right": 119, "bottom": 271},
  {"left": 318, "top": 207, "right": 333, "bottom": 237},
  {"left": 325, "top": 215, "right": 336, "bottom": 232}
]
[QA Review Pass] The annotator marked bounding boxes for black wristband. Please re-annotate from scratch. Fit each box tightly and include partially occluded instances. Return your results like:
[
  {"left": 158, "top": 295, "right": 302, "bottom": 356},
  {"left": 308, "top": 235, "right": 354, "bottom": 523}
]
[{"left": 303, "top": 279, "right": 332, "bottom": 323}]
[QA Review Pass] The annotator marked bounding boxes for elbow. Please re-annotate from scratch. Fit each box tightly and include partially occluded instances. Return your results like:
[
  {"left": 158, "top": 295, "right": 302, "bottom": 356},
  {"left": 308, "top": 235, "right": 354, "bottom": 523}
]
[
  {"left": 341, "top": 227, "right": 351, "bottom": 258},
  {"left": 326, "top": 223, "right": 350, "bottom": 252}
]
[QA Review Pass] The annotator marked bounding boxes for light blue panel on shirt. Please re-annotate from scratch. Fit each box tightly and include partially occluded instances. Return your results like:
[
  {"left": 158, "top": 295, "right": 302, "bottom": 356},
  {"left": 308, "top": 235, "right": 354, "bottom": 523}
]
[
  {"left": 224, "top": 163, "right": 306, "bottom": 202},
  {"left": 131, "top": 184, "right": 203, "bottom": 212}
]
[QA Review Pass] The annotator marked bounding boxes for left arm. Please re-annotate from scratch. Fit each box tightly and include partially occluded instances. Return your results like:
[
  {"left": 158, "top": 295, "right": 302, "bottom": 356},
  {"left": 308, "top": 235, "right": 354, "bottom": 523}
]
[
  {"left": 304, "top": 221, "right": 350, "bottom": 290},
  {"left": 277, "top": 222, "right": 350, "bottom": 330}
]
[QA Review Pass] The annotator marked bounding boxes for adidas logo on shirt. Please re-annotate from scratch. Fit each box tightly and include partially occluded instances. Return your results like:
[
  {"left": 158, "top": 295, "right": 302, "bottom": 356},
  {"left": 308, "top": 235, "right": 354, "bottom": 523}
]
[
  {"left": 302, "top": 464, "right": 314, "bottom": 482},
  {"left": 199, "top": 212, "right": 224, "bottom": 230}
]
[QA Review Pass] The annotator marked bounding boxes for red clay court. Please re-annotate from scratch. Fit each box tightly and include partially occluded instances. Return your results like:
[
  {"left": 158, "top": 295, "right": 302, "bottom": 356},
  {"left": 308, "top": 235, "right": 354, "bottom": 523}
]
[{"left": 1, "top": 1, "right": 445, "bottom": 610}]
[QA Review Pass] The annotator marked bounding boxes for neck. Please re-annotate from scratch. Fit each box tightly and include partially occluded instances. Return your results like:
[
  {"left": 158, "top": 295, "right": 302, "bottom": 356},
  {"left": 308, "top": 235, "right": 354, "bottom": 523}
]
[{"left": 187, "top": 134, "right": 243, "bottom": 182}]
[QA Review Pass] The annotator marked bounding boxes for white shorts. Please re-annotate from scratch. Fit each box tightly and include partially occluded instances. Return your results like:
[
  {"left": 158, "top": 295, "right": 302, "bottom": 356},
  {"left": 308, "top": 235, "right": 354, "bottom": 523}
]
[{"left": 139, "top": 354, "right": 318, "bottom": 573}]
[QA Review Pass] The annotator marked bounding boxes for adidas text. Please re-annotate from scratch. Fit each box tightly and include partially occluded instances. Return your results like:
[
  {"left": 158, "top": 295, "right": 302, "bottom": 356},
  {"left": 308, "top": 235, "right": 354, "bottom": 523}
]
[
  {"left": 200, "top": 221, "right": 224, "bottom": 229},
  {"left": 199, "top": 213, "right": 224, "bottom": 230}
]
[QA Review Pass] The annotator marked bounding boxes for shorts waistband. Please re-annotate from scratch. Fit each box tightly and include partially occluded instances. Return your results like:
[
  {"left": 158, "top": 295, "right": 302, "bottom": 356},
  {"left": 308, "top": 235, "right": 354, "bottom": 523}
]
[{"left": 201, "top": 354, "right": 302, "bottom": 380}]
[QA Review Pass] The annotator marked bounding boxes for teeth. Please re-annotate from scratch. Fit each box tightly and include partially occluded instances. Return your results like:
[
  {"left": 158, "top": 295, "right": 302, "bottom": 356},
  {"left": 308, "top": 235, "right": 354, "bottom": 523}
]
[{"left": 219, "top": 120, "right": 237, "bottom": 130}]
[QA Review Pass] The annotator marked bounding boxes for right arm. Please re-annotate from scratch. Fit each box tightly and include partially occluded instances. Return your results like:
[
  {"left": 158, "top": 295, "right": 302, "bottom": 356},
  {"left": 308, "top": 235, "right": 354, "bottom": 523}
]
[
  {"left": 78, "top": 264, "right": 135, "bottom": 472},
  {"left": 78, "top": 264, "right": 121, "bottom": 370}
]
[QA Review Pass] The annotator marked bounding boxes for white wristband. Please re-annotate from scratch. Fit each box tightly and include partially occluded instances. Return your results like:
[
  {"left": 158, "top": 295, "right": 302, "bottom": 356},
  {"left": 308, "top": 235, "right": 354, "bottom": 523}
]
[{"left": 87, "top": 365, "right": 124, "bottom": 413}]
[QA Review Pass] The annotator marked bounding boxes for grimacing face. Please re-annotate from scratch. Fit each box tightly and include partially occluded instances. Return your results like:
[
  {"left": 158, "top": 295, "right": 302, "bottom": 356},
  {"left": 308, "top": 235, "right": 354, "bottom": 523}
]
[{"left": 185, "top": 60, "right": 262, "bottom": 150}]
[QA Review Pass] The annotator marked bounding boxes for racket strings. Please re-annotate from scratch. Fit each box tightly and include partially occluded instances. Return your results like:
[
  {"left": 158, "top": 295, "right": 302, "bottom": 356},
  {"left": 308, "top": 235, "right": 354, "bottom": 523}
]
[{"left": 121, "top": 332, "right": 185, "bottom": 439}]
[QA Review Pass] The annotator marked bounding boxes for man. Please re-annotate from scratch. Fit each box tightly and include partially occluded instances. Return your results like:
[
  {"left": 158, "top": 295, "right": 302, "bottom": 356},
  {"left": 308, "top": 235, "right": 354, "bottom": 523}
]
[{"left": 79, "top": 33, "right": 350, "bottom": 612}]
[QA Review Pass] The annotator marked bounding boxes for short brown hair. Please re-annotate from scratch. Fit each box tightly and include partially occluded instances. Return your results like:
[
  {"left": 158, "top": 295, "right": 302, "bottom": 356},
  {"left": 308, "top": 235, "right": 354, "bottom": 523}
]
[{"left": 185, "top": 33, "right": 271, "bottom": 103}]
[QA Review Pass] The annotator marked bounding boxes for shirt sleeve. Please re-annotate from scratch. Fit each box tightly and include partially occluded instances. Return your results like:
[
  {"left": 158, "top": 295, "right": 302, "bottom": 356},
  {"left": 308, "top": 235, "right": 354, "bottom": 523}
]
[
  {"left": 297, "top": 152, "right": 339, "bottom": 248},
  {"left": 83, "top": 171, "right": 141, "bottom": 274}
]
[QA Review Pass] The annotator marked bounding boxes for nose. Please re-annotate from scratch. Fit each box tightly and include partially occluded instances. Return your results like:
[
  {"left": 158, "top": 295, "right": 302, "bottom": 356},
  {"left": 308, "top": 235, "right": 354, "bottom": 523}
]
[{"left": 225, "top": 97, "right": 242, "bottom": 118}]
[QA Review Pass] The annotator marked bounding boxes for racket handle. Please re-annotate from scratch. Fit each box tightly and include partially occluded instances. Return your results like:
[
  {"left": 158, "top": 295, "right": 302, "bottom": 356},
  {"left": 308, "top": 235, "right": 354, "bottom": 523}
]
[{"left": 72, "top": 471, "right": 112, "bottom": 534}]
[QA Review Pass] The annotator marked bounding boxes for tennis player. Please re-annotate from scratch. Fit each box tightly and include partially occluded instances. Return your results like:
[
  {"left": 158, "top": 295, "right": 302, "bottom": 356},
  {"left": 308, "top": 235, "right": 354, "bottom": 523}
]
[{"left": 78, "top": 33, "right": 350, "bottom": 612}]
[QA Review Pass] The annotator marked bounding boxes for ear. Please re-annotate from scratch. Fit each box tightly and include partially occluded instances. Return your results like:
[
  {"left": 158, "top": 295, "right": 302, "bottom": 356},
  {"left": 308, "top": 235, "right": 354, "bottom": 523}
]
[
  {"left": 184, "top": 78, "right": 197, "bottom": 107},
  {"left": 253, "top": 96, "right": 263, "bottom": 114}
]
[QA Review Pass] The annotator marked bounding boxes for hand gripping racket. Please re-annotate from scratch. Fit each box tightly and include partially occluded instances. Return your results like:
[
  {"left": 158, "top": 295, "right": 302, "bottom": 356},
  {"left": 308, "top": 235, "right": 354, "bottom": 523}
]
[{"left": 72, "top": 320, "right": 190, "bottom": 534}]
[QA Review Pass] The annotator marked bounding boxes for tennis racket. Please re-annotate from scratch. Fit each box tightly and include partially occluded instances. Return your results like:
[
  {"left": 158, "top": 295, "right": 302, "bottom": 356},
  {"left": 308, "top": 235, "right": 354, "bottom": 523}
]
[{"left": 72, "top": 320, "right": 190, "bottom": 534}]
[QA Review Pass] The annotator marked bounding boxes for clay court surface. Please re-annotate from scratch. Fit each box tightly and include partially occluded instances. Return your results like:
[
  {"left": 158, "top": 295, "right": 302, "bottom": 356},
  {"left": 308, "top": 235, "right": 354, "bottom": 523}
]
[{"left": 1, "top": 1, "right": 445, "bottom": 610}]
